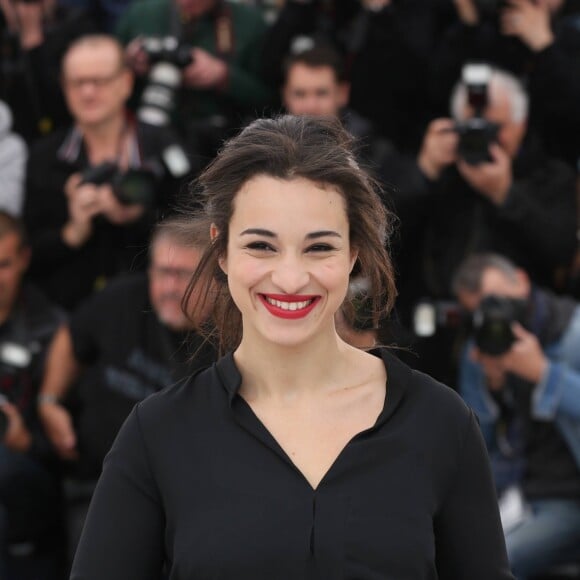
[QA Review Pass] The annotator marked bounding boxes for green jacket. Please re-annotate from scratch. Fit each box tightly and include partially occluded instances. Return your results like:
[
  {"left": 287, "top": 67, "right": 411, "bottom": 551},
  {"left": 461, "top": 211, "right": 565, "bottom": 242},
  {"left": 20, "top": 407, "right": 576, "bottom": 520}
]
[{"left": 116, "top": 1, "right": 274, "bottom": 121}]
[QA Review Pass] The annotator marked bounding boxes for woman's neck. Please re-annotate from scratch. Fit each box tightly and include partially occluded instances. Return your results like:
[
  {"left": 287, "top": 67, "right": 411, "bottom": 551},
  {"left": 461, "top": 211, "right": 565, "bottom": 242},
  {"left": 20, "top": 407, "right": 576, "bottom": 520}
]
[{"left": 234, "top": 331, "right": 358, "bottom": 401}]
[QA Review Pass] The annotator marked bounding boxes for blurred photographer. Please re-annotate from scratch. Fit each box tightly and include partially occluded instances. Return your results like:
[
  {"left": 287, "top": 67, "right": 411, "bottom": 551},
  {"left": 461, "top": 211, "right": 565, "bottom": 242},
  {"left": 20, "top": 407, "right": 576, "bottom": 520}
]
[
  {"left": 386, "top": 64, "right": 577, "bottom": 384},
  {"left": 454, "top": 253, "right": 580, "bottom": 579},
  {"left": 23, "top": 34, "right": 191, "bottom": 311},
  {"left": 0, "top": 0, "right": 97, "bottom": 143},
  {"left": 37, "top": 217, "right": 216, "bottom": 554},
  {"left": 116, "top": 0, "right": 274, "bottom": 159},
  {"left": 0, "top": 211, "right": 64, "bottom": 575},
  {"left": 432, "top": 0, "right": 580, "bottom": 165}
]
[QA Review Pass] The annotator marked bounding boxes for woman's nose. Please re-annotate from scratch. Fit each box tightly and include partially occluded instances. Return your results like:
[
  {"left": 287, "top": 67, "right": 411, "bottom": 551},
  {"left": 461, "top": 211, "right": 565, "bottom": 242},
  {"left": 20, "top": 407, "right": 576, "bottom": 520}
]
[{"left": 270, "top": 255, "right": 310, "bottom": 293}]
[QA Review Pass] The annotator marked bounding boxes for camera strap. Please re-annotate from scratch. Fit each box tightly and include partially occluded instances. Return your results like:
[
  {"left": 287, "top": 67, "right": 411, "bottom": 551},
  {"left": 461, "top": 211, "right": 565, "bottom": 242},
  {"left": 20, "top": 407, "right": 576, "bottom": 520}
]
[
  {"left": 214, "top": 3, "right": 234, "bottom": 59},
  {"left": 58, "top": 114, "right": 143, "bottom": 170}
]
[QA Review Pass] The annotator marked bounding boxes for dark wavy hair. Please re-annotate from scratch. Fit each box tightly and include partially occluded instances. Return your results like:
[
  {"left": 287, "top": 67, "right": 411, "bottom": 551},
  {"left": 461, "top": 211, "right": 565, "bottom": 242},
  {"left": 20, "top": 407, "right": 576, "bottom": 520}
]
[{"left": 183, "top": 115, "right": 397, "bottom": 354}]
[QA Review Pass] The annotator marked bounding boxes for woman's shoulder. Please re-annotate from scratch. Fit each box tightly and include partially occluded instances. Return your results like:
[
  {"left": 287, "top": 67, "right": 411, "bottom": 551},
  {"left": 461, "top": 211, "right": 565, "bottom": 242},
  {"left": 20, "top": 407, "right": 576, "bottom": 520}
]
[
  {"left": 375, "top": 347, "right": 474, "bottom": 429},
  {"left": 135, "top": 360, "right": 225, "bottom": 425}
]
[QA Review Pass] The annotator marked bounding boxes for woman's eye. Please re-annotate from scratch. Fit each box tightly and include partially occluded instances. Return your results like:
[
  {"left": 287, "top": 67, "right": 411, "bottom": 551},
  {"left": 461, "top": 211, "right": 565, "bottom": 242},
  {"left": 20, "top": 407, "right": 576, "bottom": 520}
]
[
  {"left": 306, "top": 244, "right": 335, "bottom": 253},
  {"left": 245, "top": 241, "right": 274, "bottom": 252}
]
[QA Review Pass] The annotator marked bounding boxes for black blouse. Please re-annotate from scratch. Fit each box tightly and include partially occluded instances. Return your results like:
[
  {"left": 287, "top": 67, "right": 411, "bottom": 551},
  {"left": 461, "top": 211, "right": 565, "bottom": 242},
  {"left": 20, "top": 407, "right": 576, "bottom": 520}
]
[{"left": 70, "top": 349, "right": 514, "bottom": 580}]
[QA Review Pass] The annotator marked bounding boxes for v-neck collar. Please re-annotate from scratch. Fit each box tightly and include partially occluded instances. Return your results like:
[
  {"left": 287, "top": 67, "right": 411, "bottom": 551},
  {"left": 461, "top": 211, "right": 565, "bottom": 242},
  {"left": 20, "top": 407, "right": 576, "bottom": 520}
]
[
  {"left": 213, "top": 347, "right": 411, "bottom": 491},
  {"left": 214, "top": 346, "right": 409, "bottom": 422}
]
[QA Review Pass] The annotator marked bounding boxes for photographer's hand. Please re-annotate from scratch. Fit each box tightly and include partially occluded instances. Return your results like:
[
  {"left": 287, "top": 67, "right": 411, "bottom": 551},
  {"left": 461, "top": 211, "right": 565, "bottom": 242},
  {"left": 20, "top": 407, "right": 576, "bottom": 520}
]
[
  {"left": 13, "top": 0, "right": 45, "bottom": 50},
  {"left": 501, "top": 323, "right": 548, "bottom": 384},
  {"left": 97, "top": 185, "right": 145, "bottom": 225},
  {"left": 501, "top": 0, "right": 554, "bottom": 52},
  {"left": 62, "top": 174, "right": 100, "bottom": 248},
  {"left": 417, "top": 118, "right": 459, "bottom": 181},
  {"left": 454, "top": 0, "right": 479, "bottom": 26},
  {"left": 125, "top": 37, "right": 150, "bottom": 77},
  {"left": 457, "top": 143, "right": 512, "bottom": 205},
  {"left": 1, "top": 402, "right": 32, "bottom": 453},
  {"left": 182, "top": 48, "right": 228, "bottom": 90},
  {"left": 38, "top": 401, "right": 78, "bottom": 460}
]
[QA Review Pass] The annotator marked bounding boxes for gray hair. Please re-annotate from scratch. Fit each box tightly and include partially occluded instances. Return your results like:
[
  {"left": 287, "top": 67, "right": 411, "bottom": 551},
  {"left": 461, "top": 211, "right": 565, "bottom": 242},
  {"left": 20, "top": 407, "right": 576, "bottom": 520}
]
[
  {"left": 450, "top": 67, "right": 529, "bottom": 123},
  {"left": 452, "top": 253, "right": 520, "bottom": 296},
  {"left": 150, "top": 215, "right": 210, "bottom": 254}
]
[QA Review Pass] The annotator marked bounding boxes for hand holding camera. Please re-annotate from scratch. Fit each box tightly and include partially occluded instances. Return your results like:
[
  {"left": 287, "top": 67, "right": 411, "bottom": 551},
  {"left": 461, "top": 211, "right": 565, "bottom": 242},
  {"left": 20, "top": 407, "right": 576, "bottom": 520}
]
[
  {"left": 417, "top": 118, "right": 459, "bottom": 180},
  {"left": 457, "top": 142, "right": 512, "bottom": 205},
  {"left": 62, "top": 173, "right": 101, "bottom": 248},
  {"left": 472, "top": 323, "right": 548, "bottom": 386},
  {"left": 182, "top": 47, "right": 228, "bottom": 90}
]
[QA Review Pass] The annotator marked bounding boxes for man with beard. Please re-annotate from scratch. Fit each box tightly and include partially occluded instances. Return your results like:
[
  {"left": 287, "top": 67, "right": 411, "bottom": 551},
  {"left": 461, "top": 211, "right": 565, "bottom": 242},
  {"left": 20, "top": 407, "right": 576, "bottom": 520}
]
[{"left": 37, "top": 216, "right": 216, "bottom": 479}]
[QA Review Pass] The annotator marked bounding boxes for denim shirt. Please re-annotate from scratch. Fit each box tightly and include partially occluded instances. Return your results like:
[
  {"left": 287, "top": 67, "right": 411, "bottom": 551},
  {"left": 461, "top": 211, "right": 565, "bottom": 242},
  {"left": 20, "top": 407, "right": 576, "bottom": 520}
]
[{"left": 459, "top": 307, "right": 580, "bottom": 476}]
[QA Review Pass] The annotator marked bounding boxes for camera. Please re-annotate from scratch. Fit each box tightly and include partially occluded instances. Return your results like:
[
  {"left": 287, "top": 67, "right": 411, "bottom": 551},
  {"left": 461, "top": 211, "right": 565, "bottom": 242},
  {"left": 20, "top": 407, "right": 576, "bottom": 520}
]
[
  {"left": 0, "top": 342, "right": 33, "bottom": 439},
  {"left": 455, "top": 63, "right": 499, "bottom": 165},
  {"left": 455, "top": 119, "right": 499, "bottom": 165},
  {"left": 78, "top": 142, "right": 191, "bottom": 206},
  {"left": 472, "top": 295, "right": 527, "bottom": 356},
  {"left": 138, "top": 37, "right": 193, "bottom": 127},
  {"left": 79, "top": 162, "right": 159, "bottom": 207}
]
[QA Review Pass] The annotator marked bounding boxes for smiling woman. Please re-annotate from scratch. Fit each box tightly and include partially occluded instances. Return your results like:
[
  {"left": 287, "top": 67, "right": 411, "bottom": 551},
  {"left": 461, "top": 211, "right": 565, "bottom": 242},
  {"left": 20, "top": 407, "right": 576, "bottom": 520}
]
[{"left": 70, "top": 115, "right": 514, "bottom": 580}]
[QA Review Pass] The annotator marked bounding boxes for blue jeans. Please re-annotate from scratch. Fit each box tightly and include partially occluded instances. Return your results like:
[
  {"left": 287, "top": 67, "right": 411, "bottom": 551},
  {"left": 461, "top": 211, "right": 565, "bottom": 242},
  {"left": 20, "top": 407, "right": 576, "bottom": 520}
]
[{"left": 506, "top": 499, "right": 580, "bottom": 579}]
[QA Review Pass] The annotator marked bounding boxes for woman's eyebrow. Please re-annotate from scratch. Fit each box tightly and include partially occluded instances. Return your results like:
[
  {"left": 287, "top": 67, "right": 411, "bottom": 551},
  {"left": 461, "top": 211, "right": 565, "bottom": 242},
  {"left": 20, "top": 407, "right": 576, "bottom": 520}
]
[
  {"left": 306, "top": 230, "right": 342, "bottom": 240},
  {"left": 239, "top": 229, "right": 342, "bottom": 239},
  {"left": 240, "top": 228, "right": 276, "bottom": 237}
]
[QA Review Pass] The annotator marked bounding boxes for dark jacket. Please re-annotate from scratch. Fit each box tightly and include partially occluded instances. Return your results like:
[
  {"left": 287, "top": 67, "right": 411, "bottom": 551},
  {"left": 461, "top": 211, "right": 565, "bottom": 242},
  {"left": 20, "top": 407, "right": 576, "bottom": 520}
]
[
  {"left": 23, "top": 119, "right": 187, "bottom": 311},
  {"left": 387, "top": 134, "right": 577, "bottom": 319}
]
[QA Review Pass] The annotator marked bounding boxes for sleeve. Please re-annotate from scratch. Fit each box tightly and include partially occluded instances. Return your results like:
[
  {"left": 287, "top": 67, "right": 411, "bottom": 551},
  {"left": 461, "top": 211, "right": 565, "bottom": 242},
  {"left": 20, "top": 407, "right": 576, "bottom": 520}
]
[
  {"left": 434, "top": 409, "right": 514, "bottom": 580},
  {"left": 532, "top": 310, "right": 580, "bottom": 422},
  {"left": 70, "top": 405, "right": 165, "bottom": 580},
  {"left": 221, "top": 12, "right": 275, "bottom": 110},
  {"left": 497, "top": 161, "right": 577, "bottom": 268},
  {"left": 22, "top": 147, "right": 80, "bottom": 275},
  {"left": 457, "top": 343, "right": 499, "bottom": 448}
]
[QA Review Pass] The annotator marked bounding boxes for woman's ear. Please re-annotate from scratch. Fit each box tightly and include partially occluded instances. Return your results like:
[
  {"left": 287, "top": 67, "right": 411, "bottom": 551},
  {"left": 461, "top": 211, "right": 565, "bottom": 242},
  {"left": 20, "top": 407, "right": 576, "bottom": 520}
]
[
  {"left": 350, "top": 249, "right": 359, "bottom": 273},
  {"left": 210, "top": 224, "right": 228, "bottom": 275}
]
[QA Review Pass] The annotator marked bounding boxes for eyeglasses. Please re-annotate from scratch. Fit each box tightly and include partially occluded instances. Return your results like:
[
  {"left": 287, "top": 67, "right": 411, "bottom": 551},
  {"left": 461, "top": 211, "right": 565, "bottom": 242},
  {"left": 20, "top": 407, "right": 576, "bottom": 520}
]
[
  {"left": 63, "top": 68, "right": 125, "bottom": 90},
  {"left": 149, "top": 266, "right": 195, "bottom": 282}
]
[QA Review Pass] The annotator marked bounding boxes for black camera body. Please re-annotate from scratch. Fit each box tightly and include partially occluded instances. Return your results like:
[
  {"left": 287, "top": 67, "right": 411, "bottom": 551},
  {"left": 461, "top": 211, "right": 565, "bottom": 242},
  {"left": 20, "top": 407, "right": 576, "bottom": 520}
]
[
  {"left": 456, "top": 63, "right": 498, "bottom": 165},
  {"left": 473, "top": 295, "right": 527, "bottom": 356},
  {"left": 455, "top": 118, "right": 500, "bottom": 165},
  {"left": 138, "top": 37, "right": 193, "bottom": 127},
  {"left": 79, "top": 162, "right": 158, "bottom": 207},
  {"left": 0, "top": 342, "right": 33, "bottom": 439},
  {"left": 141, "top": 36, "right": 193, "bottom": 69}
]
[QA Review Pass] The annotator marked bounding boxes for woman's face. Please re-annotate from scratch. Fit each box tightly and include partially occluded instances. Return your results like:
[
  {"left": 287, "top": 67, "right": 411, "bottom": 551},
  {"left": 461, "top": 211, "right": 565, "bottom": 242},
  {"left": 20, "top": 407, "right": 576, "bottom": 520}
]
[{"left": 219, "top": 175, "right": 357, "bottom": 349}]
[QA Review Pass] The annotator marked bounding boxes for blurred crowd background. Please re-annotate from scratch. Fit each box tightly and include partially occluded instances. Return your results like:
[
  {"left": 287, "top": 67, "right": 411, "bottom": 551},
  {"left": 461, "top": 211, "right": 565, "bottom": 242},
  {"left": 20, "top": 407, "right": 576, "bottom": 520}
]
[{"left": 2, "top": 0, "right": 580, "bottom": 578}]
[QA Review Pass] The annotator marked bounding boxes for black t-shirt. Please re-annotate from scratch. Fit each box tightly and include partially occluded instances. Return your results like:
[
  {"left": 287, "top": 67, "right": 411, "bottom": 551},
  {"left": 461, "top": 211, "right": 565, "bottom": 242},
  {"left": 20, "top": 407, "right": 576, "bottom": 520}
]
[
  {"left": 71, "top": 349, "right": 513, "bottom": 579},
  {"left": 0, "top": 284, "right": 65, "bottom": 460},
  {"left": 69, "top": 273, "right": 216, "bottom": 478}
]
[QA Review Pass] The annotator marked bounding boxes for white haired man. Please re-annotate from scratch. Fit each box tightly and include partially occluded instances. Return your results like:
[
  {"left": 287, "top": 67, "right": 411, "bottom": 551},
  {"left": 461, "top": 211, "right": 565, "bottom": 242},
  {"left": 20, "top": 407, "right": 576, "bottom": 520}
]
[{"left": 387, "top": 64, "right": 577, "bottom": 385}]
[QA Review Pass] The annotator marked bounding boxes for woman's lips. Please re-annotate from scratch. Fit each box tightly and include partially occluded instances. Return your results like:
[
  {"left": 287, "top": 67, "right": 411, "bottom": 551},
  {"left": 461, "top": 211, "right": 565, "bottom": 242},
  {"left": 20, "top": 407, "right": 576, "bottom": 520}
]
[{"left": 258, "top": 294, "right": 321, "bottom": 319}]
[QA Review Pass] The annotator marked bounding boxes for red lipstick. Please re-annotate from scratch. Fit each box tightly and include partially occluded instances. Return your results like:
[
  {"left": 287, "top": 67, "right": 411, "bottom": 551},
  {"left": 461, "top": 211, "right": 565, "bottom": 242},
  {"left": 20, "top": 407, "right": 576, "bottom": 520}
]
[{"left": 259, "top": 294, "right": 320, "bottom": 319}]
